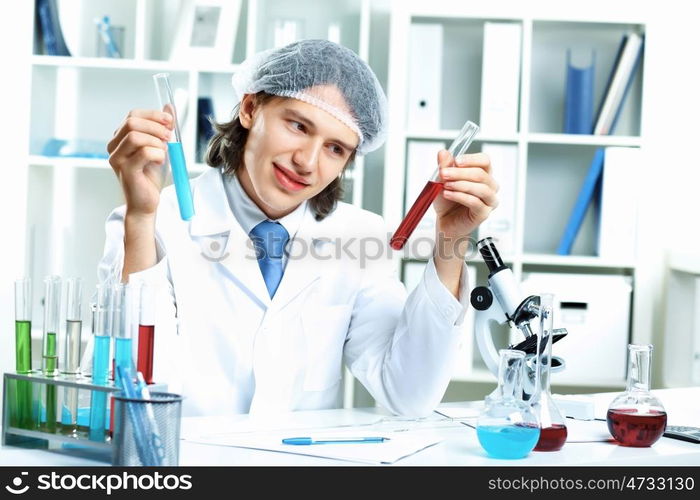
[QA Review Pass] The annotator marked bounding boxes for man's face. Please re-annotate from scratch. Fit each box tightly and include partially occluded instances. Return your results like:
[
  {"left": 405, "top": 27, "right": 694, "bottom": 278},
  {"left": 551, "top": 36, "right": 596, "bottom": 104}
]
[{"left": 238, "top": 86, "right": 359, "bottom": 218}]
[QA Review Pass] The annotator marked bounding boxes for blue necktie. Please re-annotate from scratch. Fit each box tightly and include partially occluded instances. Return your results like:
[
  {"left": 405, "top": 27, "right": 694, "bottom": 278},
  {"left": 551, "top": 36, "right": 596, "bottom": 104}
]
[{"left": 249, "top": 221, "right": 290, "bottom": 298}]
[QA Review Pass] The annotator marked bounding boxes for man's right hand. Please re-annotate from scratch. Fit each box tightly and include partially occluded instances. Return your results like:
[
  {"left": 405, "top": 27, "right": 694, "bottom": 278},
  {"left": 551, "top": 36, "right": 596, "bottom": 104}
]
[{"left": 107, "top": 109, "right": 174, "bottom": 217}]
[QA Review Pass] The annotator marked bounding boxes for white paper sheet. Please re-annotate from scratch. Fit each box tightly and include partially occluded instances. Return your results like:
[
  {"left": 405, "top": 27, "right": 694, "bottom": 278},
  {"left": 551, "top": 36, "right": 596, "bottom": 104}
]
[
  {"left": 187, "top": 428, "right": 442, "bottom": 465},
  {"left": 564, "top": 418, "right": 614, "bottom": 443}
]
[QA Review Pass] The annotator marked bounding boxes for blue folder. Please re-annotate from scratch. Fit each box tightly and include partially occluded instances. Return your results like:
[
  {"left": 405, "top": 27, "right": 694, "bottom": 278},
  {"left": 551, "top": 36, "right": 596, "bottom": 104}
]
[
  {"left": 556, "top": 148, "right": 604, "bottom": 255},
  {"left": 564, "top": 50, "right": 595, "bottom": 134}
]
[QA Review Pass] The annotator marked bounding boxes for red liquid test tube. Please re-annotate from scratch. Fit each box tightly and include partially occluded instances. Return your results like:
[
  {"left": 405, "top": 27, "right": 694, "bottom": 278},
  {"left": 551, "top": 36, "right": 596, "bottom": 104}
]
[
  {"left": 390, "top": 120, "right": 480, "bottom": 250},
  {"left": 137, "top": 283, "right": 156, "bottom": 385}
]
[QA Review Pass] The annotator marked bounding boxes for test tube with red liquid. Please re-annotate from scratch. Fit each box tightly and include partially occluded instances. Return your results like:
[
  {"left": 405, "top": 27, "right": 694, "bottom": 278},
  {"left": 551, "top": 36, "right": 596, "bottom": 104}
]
[
  {"left": 137, "top": 283, "right": 156, "bottom": 385},
  {"left": 389, "top": 120, "right": 480, "bottom": 250}
]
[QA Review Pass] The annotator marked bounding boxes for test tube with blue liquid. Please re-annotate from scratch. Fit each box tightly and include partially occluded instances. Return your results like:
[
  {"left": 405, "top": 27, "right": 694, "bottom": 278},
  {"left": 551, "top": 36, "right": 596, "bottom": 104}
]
[
  {"left": 114, "top": 284, "right": 137, "bottom": 385},
  {"left": 153, "top": 73, "right": 194, "bottom": 221},
  {"left": 60, "top": 278, "right": 83, "bottom": 435},
  {"left": 109, "top": 284, "right": 137, "bottom": 436},
  {"left": 89, "top": 285, "right": 112, "bottom": 441}
]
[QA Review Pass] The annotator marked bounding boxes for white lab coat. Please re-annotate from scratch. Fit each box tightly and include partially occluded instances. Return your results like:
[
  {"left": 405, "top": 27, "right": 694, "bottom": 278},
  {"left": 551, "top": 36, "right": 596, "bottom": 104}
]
[{"left": 98, "top": 167, "right": 470, "bottom": 417}]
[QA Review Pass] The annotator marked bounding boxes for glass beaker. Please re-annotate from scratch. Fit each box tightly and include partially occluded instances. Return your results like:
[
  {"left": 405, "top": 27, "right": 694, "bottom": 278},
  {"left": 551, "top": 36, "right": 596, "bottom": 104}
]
[
  {"left": 476, "top": 349, "right": 540, "bottom": 459},
  {"left": 606, "top": 344, "right": 667, "bottom": 447},
  {"left": 531, "top": 293, "right": 568, "bottom": 451}
]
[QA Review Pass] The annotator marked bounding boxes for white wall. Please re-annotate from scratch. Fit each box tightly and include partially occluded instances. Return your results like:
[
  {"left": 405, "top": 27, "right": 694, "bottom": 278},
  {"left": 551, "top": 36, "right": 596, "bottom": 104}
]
[{"left": 0, "top": 2, "right": 33, "bottom": 395}]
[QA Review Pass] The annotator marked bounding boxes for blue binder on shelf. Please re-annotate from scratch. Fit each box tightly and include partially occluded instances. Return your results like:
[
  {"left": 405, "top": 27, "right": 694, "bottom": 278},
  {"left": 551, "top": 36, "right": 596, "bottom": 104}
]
[
  {"left": 556, "top": 148, "right": 604, "bottom": 255},
  {"left": 564, "top": 49, "right": 595, "bottom": 134},
  {"left": 35, "top": 0, "right": 71, "bottom": 56}
]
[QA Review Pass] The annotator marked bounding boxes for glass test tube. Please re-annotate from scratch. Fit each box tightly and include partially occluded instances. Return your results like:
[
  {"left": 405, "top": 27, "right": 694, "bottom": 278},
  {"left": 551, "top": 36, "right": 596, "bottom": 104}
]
[
  {"left": 110, "top": 283, "right": 137, "bottom": 435},
  {"left": 14, "top": 278, "right": 34, "bottom": 430},
  {"left": 153, "top": 72, "right": 195, "bottom": 221},
  {"left": 42, "top": 276, "right": 61, "bottom": 376},
  {"left": 114, "top": 284, "right": 137, "bottom": 383},
  {"left": 42, "top": 275, "right": 61, "bottom": 432},
  {"left": 60, "top": 278, "right": 83, "bottom": 435},
  {"left": 389, "top": 120, "right": 480, "bottom": 250},
  {"left": 89, "top": 284, "right": 113, "bottom": 441},
  {"left": 62, "top": 278, "right": 83, "bottom": 374},
  {"left": 137, "top": 283, "right": 156, "bottom": 385},
  {"left": 15, "top": 278, "right": 32, "bottom": 374}
]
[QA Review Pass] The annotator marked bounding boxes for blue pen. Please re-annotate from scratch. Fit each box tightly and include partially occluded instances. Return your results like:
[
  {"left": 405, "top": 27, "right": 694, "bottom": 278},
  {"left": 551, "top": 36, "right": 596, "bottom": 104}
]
[
  {"left": 282, "top": 437, "right": 390, "bottom": 445},
  {"left": 135, "top": 372, "right": 166, "bottom": 465}
]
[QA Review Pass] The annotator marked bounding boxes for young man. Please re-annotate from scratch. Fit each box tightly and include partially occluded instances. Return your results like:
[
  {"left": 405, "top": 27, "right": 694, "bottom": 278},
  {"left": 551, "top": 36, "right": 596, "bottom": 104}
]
[{"left": 101, "top": 40, "right": 498, "bottom": 416}]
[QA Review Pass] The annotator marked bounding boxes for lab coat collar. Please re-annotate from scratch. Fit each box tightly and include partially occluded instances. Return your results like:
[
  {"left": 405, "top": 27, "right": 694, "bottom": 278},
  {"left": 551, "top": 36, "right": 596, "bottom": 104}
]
[
  {"left": 188, "top": 167, "right": 323, "bottom": 311},
  {"left": 188, "top": 168, "right": 271, "bottom": 308},
  {"left": 189, "top": 167, "right": 236, "bottom": 237}
]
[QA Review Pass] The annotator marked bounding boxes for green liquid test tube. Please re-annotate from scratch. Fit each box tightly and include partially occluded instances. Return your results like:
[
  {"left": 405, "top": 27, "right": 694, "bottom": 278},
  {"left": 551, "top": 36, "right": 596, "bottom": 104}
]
[
  {"left": 42, "top": 275, "right": 61, "bottom": 433},
  {"left": 14, "top": 278, "right": 34, "bottom": 429}
]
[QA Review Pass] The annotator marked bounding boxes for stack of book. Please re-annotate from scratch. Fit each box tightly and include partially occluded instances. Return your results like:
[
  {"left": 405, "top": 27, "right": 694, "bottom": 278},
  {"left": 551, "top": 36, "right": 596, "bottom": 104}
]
[{"left": 556, "top": 32, "right": 644, "bottom": 257}]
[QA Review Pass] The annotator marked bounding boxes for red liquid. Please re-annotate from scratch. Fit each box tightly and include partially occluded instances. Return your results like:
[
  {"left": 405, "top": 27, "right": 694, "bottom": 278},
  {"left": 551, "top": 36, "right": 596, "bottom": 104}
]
[
  {"left": 109, "top": 397, "right": 114, "bottom": 438},
  {"left": 390, "top": 181, "right": 443, "bottom": 250},
  {"left": 137, "top": 324, "right": 155, "bottom": 385},
  {"left": 607, "top": 408, "right": 667, "bottom": 447},
  {"left": 534, "top": 424, "right": 568, "bottom": 451}
]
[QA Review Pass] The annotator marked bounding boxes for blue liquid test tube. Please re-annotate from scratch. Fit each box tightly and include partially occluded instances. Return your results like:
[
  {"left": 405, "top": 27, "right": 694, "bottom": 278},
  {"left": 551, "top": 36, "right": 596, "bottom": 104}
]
[
  {"left": 112, "top": 284, "right": 134, "bottom": 390},
  {"left": 89, "top": 284, "right": 112, "bottom": 441},
  {"left": 153, "top": 73, "right": 195, "bottom": 221}
]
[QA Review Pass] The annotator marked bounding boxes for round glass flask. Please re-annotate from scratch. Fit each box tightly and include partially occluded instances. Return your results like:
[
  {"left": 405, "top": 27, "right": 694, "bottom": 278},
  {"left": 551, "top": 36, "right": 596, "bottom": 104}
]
[
  {"left": 607, "top": 344, "right": 667, "bottom": 447},
  {"left": 476, "top": 349, "right": 540, "bottom": 459}
]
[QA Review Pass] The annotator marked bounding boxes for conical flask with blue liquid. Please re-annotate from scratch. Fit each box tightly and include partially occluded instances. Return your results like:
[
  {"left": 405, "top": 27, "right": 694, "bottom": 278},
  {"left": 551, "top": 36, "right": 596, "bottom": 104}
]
[{"left": 476, "top": 349, "right": 540, "bottom": 459}]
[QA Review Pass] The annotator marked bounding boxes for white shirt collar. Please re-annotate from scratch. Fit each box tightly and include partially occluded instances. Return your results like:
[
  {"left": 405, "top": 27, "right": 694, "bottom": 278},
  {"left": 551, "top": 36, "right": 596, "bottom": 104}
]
[{"left": 223, "top": 169, "right": 307, "bottom": 239}]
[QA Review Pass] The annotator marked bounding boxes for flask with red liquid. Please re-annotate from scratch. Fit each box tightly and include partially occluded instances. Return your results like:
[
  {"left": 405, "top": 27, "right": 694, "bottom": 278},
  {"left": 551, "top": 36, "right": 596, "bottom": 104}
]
[
  {"left": 389, "top": 120, "right": 480, "bottom": 250},
  {"left": 607, "top": 344, "right": 667, "bottom": 447},
  {"left": 531, "top": 293, "right": 568, "bottom": 451}
]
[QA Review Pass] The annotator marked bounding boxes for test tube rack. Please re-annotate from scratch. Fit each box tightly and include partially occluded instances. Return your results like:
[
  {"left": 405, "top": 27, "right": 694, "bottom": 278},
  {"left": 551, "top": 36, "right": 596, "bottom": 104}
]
[{"left": 2, "top": 372, "right": 167, "bottom": 462}]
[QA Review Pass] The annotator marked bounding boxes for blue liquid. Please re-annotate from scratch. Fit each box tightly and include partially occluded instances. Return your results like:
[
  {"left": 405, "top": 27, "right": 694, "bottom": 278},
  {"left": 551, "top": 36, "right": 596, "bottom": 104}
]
[
  {"left": 89, "top": 335, "right": 111, "bottom": 441},
  {"left": 167, "top": 142, "right": 194, "bottom": 221},
  {"left": 114, "top": 337, "right": 133, "bottom": 385},
  {"left": 477, "top": 424, "right": 541, "bottom": 459}
]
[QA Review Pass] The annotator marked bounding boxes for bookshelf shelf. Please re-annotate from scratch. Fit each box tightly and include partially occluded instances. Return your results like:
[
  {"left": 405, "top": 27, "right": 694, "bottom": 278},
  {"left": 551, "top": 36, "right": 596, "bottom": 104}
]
[
  {"left": 28, "top": 155, "right": 110, "bottom": 169},
  {"left": 31, "top": 55, "right": 242, "bottom": 74},
  {"left": 406, "top": 130, "right": 519, "bottom": 143},
  {"left": 521, "top": 253, "right": 636, "bottom": 269},
  {"left": 526, "top": 133, "right": 642, "bottom": 147}
]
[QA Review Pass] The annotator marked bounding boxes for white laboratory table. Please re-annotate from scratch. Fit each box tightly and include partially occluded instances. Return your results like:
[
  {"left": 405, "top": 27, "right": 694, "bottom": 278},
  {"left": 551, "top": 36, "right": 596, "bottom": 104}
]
[{"left": 2, "top": 388, "right": 700, "bottom": 466}]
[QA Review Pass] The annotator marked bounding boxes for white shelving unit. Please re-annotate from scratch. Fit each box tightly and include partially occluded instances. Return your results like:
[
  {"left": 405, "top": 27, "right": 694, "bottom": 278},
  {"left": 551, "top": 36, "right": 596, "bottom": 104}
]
[
  {"left": 24, "top": 0, "right": 388, "bottom": 408},
  {"left": 384, "top": 2, "right": 651, "bottom": 389}
]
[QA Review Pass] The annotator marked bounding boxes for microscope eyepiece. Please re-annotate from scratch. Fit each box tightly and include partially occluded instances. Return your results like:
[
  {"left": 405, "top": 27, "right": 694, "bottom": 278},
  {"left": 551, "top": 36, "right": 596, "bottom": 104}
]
[{"left": 478, "top": 237, "right": 508, "bottom": 276}]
